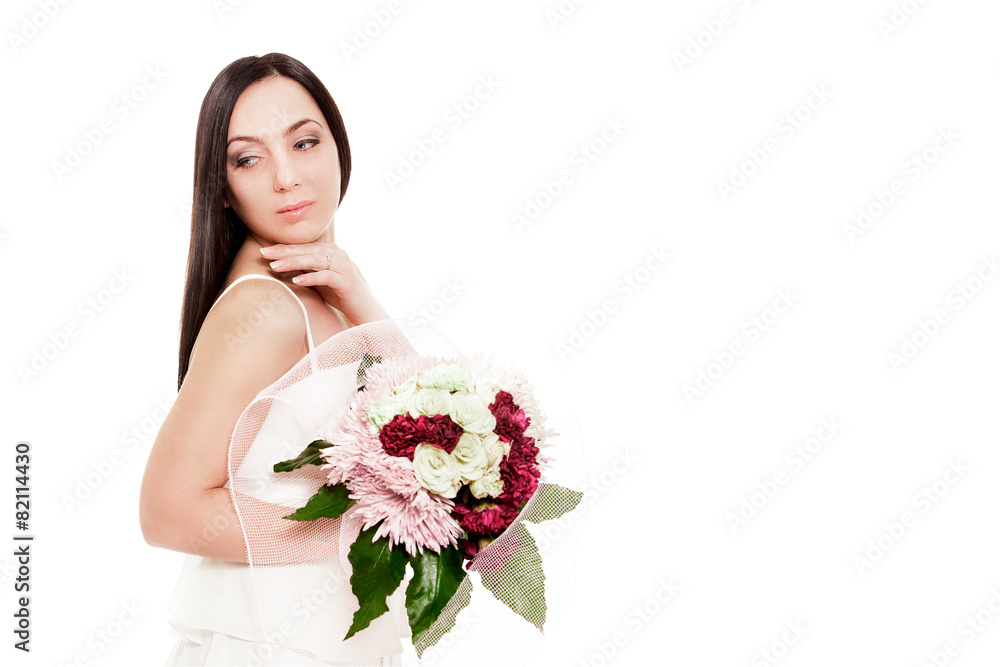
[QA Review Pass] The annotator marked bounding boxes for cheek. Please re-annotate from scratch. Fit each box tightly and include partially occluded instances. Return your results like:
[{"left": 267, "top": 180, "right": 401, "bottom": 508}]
[
  {"left": 226, "top": 173, "right": 262, "bottom": 214},
  {"left": 313, "top": 150, "right": 341, "bottom": 186}
]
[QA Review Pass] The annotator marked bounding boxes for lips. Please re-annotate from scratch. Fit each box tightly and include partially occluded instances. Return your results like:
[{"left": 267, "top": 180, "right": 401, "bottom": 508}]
[{"left": 277, "top": 200, "right": 315, "bottom": 214}]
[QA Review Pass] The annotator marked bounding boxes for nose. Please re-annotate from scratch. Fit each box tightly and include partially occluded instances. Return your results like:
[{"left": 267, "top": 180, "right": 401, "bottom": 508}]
[{"left": 272, "top": 150, "right": 301, "bottom": 192}]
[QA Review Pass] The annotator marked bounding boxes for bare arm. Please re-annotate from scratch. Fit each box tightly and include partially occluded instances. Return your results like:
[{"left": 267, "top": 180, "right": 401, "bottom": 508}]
[{"left": 139, "top": 280, "right": 310, "bottom": 563}]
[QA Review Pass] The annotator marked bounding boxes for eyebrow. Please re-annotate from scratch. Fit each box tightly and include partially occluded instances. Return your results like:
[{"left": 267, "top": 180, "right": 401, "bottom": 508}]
[{"left": 226, "top": 118, "right": 321, "bottom": 148}]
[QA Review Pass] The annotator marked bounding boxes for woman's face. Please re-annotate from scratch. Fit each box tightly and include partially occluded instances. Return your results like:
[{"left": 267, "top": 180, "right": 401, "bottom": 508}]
[{"left": 223, "top": 75, "right": 341, "bottom": 245}]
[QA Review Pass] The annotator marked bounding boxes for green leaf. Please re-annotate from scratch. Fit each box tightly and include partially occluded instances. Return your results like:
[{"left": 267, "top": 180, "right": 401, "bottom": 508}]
[
  {"left": 413, "top": 578, "right": 472, "bottom": 659},
  {"left": 479, "top": 522, "right": 546, "bottom": 630},
  {"left": 405, "top": 546, "right": 467, "bottom": 642},
  {"left": 521, "top": 482, "right": 584, "bottom": 524},
  {"left": 282, "top": 484, "right": 355, "bottom": 521},
  {"left": 273, "top": 439, "right": 327, "bottom": 472},
  {"left": 345, "top": 524, "right": 410, "bottom": 640},
  {"left": 356, "top": 353, "right": 382, "bottom": 392}
]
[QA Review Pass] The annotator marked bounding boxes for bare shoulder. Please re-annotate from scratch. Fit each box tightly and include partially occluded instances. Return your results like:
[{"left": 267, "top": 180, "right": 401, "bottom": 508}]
[
  {"left": 185, "top": 276, "right": 309, "bottom": 393},
  {"left": 207, "top": 276, "right": 305, "bottom": 336}
]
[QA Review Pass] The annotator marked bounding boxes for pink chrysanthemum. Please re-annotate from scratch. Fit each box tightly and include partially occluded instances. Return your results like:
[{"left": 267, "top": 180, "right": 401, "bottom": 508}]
[
  {"left": 346, "top": 474, "right": 463, "bottom": 555},
  {"left": 319, "top": 355, "right": 465, "bottom": 555}
]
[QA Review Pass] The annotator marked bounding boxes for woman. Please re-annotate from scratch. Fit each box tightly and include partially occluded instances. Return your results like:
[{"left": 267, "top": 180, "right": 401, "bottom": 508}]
[{"left": 140, "top": 53, "right": 407, "bottom": 665}]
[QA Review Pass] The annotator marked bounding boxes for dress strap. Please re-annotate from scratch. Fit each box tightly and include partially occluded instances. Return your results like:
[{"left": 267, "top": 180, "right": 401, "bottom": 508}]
[{"left": 210, "top": 274, "right": 316, "bottom": 355}]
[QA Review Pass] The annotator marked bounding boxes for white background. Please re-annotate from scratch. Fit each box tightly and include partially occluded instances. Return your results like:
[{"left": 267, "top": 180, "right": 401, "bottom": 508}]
[{"left": 3, "top": 1, "right": 1000, "bottom": 666}]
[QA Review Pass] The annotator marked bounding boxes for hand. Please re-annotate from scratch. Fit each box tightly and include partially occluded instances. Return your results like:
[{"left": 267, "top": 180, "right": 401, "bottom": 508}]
[{"left": 260, "top": 242, "right": 389, "bottom": 326}]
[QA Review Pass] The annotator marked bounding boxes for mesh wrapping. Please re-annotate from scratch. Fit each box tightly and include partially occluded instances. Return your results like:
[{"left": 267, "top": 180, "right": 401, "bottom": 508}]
[
  {"left": 227, "top": 318, "right": 584, "bottom": 664},
  {"left": 412, "top": 481, "right": 573, "bottom": 658}
]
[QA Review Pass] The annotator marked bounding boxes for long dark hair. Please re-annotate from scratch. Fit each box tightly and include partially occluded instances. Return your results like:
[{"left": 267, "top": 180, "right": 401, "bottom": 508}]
[{"left": 176, "top": 53, "right": 351, "bottom": 391}]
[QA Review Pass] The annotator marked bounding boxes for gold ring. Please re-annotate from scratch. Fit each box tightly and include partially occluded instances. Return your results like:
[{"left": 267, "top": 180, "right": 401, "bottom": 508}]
[{"left": 324, "top": 254, "right": 331, "bottom": 270}]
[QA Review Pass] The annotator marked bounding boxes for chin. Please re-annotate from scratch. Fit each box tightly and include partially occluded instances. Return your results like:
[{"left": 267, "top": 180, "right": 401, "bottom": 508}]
[{"left": 248, "top": 217, "right": 331, "bottom": 246}]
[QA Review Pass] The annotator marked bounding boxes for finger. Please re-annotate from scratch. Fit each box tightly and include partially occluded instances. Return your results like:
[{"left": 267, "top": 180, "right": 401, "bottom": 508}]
[
  {"left": 268, "top": 252, "right": 340, "bottom": 273},
  {"left": 292, "top": 269, "right": 348, "bottom": 288},
  {"left": 260, "top": 241, "right": 339, "bottom": 258},
  {"left": 259, "top": 244, "right": 283, "bottom": 257}
]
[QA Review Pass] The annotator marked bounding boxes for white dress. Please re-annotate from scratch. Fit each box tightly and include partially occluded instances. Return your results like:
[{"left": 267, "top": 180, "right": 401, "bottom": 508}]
[{"left": 163, "top": 274, "right": 409, "bottom": 666}]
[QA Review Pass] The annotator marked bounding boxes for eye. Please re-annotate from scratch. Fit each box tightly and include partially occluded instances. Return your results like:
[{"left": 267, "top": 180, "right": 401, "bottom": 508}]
[{"left": 232, "top": 139, "right": 317, "bottom": 170}]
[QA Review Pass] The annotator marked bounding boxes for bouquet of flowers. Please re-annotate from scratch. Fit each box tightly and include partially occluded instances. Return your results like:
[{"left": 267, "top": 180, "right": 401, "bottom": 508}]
[{"left": 272, "top": 351, "right": 583, "bottom": 656}]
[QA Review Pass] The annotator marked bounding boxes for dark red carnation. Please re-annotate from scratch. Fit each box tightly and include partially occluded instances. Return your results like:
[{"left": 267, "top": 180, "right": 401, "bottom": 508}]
[
  {"left": 489, "top": 391, "right": 530, "bottom": 443},
  {"left": 508, "top": 433, "right": 539, "bottom": 459},
  {"left": 496, "top": 435, "right": 540, "bottom": 508},
  {"left": 498, "top": 465, "right": 538, "bottom": 508},
  {"left": 379, "top": 414, "right": 421, "bottom": 459},
  {"left": 414, "top": 414, "right": 464, "bottom": 452},
  {"left": 379, "top": 413, "right": 463, "bottom": 460},
  {"left": 453, "top": 500, "right": 519, "bottom": 536},
  {"left": 459, "top": 537, "right": 481, "bottom": 560}
]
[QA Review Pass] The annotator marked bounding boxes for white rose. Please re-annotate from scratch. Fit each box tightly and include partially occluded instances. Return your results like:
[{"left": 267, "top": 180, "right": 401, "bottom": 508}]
[
  {"left": 368, "top": 395, "right": 407, "bottom": 428},
  {"left": 473, "top": 378, "right": 502, "bottom": 407},
  {"left": 408, "top": 388, "right": 452, "bottom": 418},
  {"left": 470, "top": 463, "right": 504, "bottom": 499},
  {"left": 452, "top": 432, "right": 489, "bottom": 484},
  {"left": 412, "top": 443, "right": 462, "bottom": 498},
  {"left": 449, "top": 392, "right": 497, "bottom": 436},
  {"left": 481, "top": 432, "right": 507, "bottom": 468},
  {"left": 417, "top": 363, "right": 471, "bottom": 392},
  {"left": 393, "top": 374, "right": 420, "bottom": 397}
]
